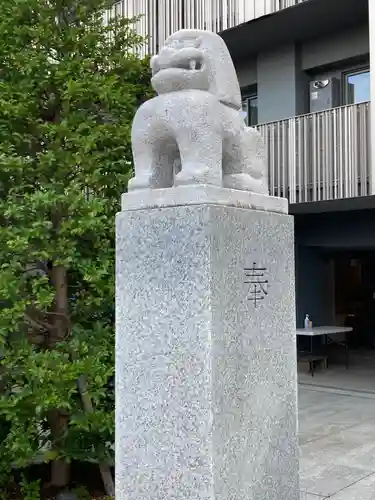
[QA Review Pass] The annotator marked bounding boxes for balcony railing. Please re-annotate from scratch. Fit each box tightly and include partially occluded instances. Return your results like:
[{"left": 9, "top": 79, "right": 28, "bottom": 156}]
[
  {"left": 109, "top": 0, "right": 308, "bottom": 55},
  {"left": 257, "top": 102, "right": 370, "bottom": 204}
]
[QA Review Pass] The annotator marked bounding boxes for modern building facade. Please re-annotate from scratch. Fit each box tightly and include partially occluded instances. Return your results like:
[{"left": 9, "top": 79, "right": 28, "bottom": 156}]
[
  {"left": 109, "top": 1, "right": 307, "bottom": 55},
  {"left": 221, "top": 0, "right": 375, "bottom": 339},
  {"left": 114, "top": 0, "right": 375, "bottom": 349}
]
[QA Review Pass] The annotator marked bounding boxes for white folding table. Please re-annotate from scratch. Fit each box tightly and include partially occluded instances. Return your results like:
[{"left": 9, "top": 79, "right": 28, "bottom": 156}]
[{"left": 296, "top": 326, "right": 353, "bottom": 376}]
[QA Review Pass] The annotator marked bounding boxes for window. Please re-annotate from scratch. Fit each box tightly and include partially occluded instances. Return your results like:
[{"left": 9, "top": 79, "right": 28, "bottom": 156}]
[
  {"left": 242, "top": 94, "right": 258, "bottom": 126},
  {"left": 344, "top": 69, "right": 370, "bottom": 105}
]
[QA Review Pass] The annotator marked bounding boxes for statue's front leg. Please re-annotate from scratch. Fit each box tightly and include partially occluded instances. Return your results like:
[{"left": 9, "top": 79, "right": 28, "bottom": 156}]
[
  {"left": 174, "top": 125, "right": 223, "bottom": 188},
  {"left": 128, "top": 103, "right": 174, "bottom": 192},
  {"left": 127, "top": 144, "right": 157, "bottom": 192}
]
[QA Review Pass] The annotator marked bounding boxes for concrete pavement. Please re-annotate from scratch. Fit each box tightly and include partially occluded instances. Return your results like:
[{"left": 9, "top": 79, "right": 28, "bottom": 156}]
[{"left": 299, "top": 385, "right": 375, "bottom": 498}]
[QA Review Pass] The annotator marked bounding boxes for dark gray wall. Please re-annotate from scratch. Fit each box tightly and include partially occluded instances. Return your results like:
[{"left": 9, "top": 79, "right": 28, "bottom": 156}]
[
  {"left": 257, "top": 44, "right": 309, "bottom": 123},
  {"left": 235, "top": 58, "right": 257, "bottom": 88},
  {"left": 295, "top": 245, "right": 335, "bottom": 327},
  {"left": 301, "top": 24, "right": 369, "bottom": 70},
  {"left": 295, "top": 210, "right": 375, "bottom": 248}
]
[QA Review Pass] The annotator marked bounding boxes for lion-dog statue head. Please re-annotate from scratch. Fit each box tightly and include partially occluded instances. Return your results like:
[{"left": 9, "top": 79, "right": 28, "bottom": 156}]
[{"left": 150, "top": 29, "right": 242, "bottom": 110}]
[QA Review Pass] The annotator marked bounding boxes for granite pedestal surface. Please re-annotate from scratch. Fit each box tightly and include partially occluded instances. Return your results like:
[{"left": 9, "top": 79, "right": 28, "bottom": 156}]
[{"left": 116, "top": 186, "right": 299, "bottom": 500}]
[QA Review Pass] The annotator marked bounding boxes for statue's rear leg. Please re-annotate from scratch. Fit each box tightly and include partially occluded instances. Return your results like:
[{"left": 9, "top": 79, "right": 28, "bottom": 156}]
[{"left": 223, "top": 126, "right": 269, "bottom": 195}]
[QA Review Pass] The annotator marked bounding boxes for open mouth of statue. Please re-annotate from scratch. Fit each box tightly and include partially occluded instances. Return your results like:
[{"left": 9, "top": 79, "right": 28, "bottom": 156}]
[
  {"left": 176, "top": 58, "right": 203, "bottom": 70},
  {"left": 153, "top": 56, "right": 203, "bottom": 75}
]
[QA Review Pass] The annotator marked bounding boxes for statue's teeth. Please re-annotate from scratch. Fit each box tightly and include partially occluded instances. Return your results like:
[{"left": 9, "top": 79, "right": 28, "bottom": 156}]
[{"left": 189, "top": 60, "right": 196, "bottom": 70}]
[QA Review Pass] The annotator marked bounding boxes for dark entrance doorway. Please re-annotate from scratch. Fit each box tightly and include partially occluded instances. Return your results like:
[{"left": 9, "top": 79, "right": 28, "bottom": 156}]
[{"left": 334, "top": 251, "right": 375, "bottom": 349}]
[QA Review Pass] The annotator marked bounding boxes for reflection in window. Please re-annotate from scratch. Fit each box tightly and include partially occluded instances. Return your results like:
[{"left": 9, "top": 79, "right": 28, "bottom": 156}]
[
  {"left": 242, "top": 95, "right": 258, "bottom": 126},
  {"left": 345, "top": 70, "right": 370, "bottom": 105}
]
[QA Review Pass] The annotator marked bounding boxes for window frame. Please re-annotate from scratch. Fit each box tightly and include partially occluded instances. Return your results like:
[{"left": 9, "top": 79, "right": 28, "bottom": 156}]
[
  {"left": 242, "top": 88, "right": 258, "bottom": 126},
  {"left": 342, "top": 66, "right": 370, "bottom": 106}
]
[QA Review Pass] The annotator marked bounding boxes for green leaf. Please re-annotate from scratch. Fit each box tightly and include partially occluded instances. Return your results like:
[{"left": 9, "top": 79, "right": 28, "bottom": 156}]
[{"left": 0, "top": 0, "right": 152, "bottom": 484}]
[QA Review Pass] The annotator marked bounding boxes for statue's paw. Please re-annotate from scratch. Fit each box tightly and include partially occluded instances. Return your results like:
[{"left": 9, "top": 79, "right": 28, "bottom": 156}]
[
  {"left": 223, "top": 173, "right": 269, "bottom": 195},
  {"left": 127, "top": 175, "right": 154, "bottom": 192},
  {"left": 174, "top": 165, "right": 221, "bottom": 187}
]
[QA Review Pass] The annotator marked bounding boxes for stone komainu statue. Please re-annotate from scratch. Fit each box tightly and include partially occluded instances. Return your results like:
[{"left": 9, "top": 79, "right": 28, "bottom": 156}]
[{"left": 128, "top": 29, "right": 268, "bottom": 195}]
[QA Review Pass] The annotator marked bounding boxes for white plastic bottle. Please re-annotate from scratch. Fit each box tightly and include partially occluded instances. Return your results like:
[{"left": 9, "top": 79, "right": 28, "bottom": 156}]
[{"left": 304, "top": 314, "right": 310, "bottom": 329}]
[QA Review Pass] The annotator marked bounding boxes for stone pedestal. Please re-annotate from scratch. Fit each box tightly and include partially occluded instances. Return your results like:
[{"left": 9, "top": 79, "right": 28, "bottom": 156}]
[{"left": 116, "top": 187, "right": 299, "bottom": 500}]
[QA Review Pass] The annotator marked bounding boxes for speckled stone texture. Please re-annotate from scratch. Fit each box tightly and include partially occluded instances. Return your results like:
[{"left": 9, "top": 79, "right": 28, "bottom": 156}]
[
  {"left": 128, "top": 29, "right": 268, "bottom": 194},
  {"left": 121, "top": 185, "right": 288, "bottom": 214},
  {"left": 116, "top": 202, "right": 299, "bottom": 500}
]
